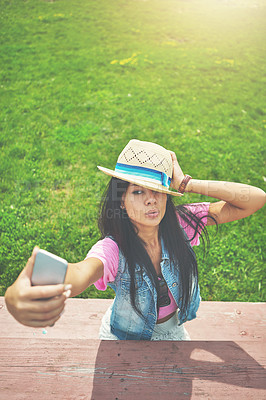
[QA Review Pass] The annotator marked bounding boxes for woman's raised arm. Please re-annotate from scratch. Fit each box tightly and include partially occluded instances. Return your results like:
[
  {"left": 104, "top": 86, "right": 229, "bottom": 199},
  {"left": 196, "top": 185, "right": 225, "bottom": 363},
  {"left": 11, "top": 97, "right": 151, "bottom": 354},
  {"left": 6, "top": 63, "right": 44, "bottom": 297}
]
[
  {"left": 186, "top": 180, "right": 265, "bottom": 225},
  {"left": 169, "top": 151, "right": 265, "bottom": 225}
]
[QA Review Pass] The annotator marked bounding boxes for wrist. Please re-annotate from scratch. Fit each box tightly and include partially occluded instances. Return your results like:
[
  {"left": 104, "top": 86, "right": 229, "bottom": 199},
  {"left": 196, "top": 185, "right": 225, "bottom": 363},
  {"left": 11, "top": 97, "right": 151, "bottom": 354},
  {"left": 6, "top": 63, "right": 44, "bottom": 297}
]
[
  {"left": 185, "top": 178, "right": 194, "bottom": 193},
  {"left": 177, "top": 175, "right": 192, "bottom": 194}
]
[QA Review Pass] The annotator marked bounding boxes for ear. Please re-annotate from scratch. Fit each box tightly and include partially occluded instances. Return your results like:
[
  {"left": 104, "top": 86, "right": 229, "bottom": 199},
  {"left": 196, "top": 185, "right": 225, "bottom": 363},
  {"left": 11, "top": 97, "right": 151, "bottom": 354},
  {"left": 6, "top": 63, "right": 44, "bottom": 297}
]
[
  {"left": 121, "top": 191, "right": 126, "bottom": 206},
  {"left": 120, "top": 191, "right": 127, "bottom": 210},
  {"left": 120, "top": 196, "right": 126, "bottom": 209}
]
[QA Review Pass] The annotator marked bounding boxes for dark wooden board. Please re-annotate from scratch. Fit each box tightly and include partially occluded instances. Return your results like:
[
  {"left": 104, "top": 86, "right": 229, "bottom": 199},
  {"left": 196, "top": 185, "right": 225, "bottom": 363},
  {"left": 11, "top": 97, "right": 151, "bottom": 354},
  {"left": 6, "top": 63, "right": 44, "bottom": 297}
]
[{"left": 0, "top": 338, "right": 265, "bottom": 400}]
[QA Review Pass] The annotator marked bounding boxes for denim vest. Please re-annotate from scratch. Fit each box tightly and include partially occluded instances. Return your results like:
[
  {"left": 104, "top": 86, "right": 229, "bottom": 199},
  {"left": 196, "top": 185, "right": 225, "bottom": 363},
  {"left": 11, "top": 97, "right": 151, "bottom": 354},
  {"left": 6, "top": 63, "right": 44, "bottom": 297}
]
[{"left": 108, "top": 235, "right": 201, "bottom": 340}]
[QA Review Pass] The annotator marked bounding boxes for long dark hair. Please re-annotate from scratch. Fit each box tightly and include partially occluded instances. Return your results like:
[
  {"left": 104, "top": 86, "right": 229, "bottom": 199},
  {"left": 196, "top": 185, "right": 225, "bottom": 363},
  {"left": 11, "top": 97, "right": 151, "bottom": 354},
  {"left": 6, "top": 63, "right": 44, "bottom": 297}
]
[{"left": 98, "top": 177, "right": 215, "bottom": 319}]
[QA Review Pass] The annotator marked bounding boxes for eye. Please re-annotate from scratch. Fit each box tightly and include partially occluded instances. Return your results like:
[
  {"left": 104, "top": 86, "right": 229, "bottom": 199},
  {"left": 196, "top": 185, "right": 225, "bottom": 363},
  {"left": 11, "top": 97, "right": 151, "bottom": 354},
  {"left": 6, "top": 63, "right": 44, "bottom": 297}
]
[{"left": 132, "top": 190, "right": 143, "bottom": 195}]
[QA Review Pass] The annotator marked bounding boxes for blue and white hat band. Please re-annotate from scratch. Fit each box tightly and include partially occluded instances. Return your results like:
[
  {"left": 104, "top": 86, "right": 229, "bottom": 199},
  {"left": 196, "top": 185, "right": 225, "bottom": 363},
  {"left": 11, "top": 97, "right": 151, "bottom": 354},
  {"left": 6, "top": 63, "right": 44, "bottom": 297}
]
[{"left": 115, "top": 163, "right": 172, "bottom": 189}]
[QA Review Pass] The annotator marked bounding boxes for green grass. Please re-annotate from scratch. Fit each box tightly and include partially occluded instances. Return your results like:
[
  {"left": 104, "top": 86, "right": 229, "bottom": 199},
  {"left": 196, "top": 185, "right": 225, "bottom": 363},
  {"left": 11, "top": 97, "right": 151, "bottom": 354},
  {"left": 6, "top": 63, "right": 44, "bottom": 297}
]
[{"left": 0, "top": 0, "right": 265, "bottom": 301}]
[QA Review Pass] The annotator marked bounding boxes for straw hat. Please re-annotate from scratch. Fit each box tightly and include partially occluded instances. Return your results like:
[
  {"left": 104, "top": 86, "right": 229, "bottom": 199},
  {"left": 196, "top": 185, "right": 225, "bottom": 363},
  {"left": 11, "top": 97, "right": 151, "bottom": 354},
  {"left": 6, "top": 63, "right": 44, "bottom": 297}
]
[{"left": 97, "top": 139, "right": 182, "bottom": 196}]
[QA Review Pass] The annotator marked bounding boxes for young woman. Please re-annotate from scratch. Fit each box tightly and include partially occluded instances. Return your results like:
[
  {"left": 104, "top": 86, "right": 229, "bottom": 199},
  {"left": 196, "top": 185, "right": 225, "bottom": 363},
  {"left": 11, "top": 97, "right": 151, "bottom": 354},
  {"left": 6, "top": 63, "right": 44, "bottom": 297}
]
[{"left": 5, "top": 140, "right": 265, "bottom": 340}]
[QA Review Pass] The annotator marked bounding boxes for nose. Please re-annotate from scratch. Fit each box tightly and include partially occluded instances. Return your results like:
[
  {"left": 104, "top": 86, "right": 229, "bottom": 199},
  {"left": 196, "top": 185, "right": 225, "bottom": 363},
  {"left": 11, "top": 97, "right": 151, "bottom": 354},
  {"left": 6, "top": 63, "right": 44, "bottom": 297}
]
[{"left": 144, "top": 190, "right": 157, "bottom": 205}]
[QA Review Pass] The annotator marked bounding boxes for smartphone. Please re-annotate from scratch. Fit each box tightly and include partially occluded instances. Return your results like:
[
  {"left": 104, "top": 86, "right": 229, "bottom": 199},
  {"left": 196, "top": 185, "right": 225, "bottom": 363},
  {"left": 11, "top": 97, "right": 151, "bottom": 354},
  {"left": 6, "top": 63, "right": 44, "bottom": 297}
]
[{"left": 31, "top": 249, "right": 68, "bottom": 286}]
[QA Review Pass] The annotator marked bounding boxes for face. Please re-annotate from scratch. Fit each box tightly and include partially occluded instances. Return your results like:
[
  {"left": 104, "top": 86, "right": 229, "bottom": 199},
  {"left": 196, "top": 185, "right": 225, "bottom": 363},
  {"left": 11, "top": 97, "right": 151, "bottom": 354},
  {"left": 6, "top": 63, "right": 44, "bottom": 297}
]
[{"left": 122, "top": 183, "right": 168, "bottom": 230}]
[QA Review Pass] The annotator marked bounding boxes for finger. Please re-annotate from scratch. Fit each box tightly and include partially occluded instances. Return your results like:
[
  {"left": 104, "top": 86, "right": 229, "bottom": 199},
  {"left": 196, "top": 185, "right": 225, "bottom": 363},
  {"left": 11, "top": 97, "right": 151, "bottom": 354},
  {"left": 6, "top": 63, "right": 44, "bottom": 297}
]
[
  {"left": 26, "top": 284, "right": 71, "bottom": 300},
  {"left": 21, "top": 246, "right": 40, "bottom": 280},
  {"left": 26, "top": 302, "right": 66, "bottom": 323},
  {"left": 41, "top": 314, "right": 62, "bottom": 328},
  {"left": 23, "top": 293, "right": 67, "bottom": 314},
  {"left": 168, "top": 150, "right": 177, "bottom": 160},
  {"left": 50, "top": 310, "right": 65, "bottom": 327},
  {"left": 23, "top": 314, "right": 63, "bottom": 328}
]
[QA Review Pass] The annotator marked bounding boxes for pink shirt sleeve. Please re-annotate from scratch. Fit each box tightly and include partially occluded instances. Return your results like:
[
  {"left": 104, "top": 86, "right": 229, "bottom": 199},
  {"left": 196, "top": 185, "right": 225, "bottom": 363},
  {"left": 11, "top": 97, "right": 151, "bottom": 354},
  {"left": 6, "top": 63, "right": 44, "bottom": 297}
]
[
  {"left": 177, "top": 202, "right": 210, "bottom": 246},
  {"left": 85, "top": 237, "right": 119, "bottom": 291}
]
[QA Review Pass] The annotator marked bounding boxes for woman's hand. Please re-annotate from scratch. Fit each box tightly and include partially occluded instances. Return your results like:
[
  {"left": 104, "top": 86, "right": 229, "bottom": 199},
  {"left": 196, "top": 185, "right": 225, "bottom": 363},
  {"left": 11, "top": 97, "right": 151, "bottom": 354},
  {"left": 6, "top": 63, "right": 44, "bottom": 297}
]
[
  {"left": 168, "top": 151, "right": 185, "bottom": 191},
  {"left": 4, "top": 247, "right": 72, "bottom": 328}
]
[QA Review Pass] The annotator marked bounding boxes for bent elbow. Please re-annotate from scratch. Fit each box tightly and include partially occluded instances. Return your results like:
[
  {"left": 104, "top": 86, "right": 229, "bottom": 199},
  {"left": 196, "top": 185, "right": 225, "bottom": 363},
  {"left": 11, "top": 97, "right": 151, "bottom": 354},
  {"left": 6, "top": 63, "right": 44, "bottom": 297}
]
[{"left": 255, "top": 188, "right": 266, "bottom": 210}]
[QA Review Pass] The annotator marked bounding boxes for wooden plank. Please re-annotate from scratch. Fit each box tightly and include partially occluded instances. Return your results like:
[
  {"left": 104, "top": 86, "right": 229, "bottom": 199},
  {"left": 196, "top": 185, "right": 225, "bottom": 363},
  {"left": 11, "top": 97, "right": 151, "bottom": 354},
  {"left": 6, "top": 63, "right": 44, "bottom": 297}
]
[
  {"left": 0, "top": 297, "right": 265, "bottom": 341},
  {"left": 0, "top": 338, "right": 265, "bottom": 400},
  {"left": 186, "top": 301, "right": 266, "bottom": 341},
  {"left": 0, "top": 297, "right": 111, "bottom": 340}
]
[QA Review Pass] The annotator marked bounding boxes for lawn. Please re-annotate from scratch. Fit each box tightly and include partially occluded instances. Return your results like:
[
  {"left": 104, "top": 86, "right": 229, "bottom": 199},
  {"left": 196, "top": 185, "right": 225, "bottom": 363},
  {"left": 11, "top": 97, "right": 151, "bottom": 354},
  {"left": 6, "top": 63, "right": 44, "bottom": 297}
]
[{"left": 0, "top": 0, "right": 265, "bottom": 301}]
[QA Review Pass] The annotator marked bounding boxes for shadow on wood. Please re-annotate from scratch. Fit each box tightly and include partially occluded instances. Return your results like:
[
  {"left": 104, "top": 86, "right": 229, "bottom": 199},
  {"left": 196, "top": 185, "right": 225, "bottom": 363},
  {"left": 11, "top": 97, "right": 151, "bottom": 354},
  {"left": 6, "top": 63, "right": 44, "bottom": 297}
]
[
  {"left": 91, "top": 340, "right": 266, "bottom": 399},
  {"left": 1, "top": 338, "right": 265, "bottom": 399}
]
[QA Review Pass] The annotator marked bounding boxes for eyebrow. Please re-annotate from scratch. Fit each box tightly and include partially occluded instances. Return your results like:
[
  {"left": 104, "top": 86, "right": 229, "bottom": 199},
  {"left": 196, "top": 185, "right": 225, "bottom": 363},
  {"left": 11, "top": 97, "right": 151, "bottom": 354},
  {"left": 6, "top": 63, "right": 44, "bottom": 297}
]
[{"left": 130, "top": 184, "right": 142, "bottom": 188}]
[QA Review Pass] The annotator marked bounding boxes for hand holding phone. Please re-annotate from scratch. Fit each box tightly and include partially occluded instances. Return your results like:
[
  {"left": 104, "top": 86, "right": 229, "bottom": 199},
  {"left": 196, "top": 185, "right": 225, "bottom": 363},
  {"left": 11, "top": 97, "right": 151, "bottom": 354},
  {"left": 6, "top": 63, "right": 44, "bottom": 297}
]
[
  {"left": 31, "top": 249, "right": 68, "bottom": 286},
  {"left": 5, "top": 247, "right": 71, "bottom": 328}
]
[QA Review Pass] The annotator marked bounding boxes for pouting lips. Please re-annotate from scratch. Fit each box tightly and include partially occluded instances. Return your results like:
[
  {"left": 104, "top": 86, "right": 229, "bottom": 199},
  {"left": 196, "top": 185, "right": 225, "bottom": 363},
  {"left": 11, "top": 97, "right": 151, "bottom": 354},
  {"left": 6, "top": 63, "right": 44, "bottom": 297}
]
[{"left": 145, "top": 209, "right": 159, "bottom": 217}]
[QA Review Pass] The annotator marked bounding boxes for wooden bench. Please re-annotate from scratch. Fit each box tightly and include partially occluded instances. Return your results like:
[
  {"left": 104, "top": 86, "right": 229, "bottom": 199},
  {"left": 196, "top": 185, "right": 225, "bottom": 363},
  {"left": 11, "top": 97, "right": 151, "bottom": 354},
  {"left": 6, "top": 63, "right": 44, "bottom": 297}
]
[{"left": 0, "top": 297, "right": 265, "bottom": 399}]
